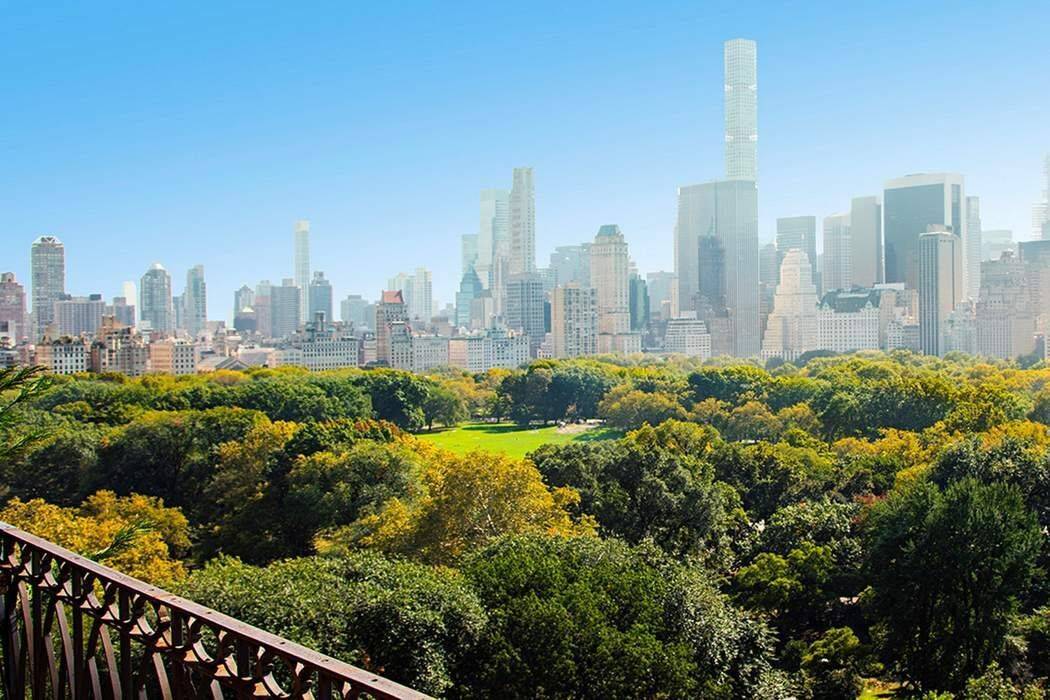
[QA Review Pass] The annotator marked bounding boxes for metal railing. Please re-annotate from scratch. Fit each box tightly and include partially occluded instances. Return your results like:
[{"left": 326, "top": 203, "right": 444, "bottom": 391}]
[{"left": 0, "top": 523, "right": 431, "bottom": 699}]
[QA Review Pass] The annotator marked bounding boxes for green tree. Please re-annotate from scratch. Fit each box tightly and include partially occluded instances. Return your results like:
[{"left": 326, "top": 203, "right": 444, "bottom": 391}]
[
  {"left": 459, "top": 535, "right": 776, "bottom": 699},
  {"left": 865, "top": 479, "right": 1042, "bottom": 692},
  {"left": 179, "top": 553, "right": 487, "bottom": 697},
  {"left": 422, "top": 385, "right": 468, "bottom": 430}
]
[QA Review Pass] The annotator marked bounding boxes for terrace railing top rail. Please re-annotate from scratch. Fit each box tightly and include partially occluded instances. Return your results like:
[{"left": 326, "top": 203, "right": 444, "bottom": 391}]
[{"left": 0, "top": 521, "right": 432, "bottom": 699}]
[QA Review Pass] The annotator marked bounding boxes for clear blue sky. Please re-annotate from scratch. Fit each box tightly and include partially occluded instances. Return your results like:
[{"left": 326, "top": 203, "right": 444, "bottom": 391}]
[{"left": 3, "top": 1, "right": 1048, "bottom": 320}]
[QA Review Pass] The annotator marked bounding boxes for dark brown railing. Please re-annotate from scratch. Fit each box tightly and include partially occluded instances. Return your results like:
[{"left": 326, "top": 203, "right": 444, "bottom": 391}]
[{"left": 0, "top": 523, "right": 431, "bottom": 699}]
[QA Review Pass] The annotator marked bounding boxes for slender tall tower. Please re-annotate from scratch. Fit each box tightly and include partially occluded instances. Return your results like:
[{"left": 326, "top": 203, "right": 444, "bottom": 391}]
[
  {"left": 965, "top": 196, "right": 982, "bottom": 301},
  {"left": 1033, "top": 154, "right": 1049, "bottom": 240},
  {"left": 724, "top": 39, "right": 758, "bottom": 181},
  {"left": 31, "top": 236, "right": 65, "bottom": 339},
  {"left": 509, "top": 167, "right": 535, "bottom": 276},
  {"left": 918, "top": 227, "right": 963, "bottom": 356},
  {"left": 294, "top": 220, "right": 310, "bottom": 325},
  {"left": 140, "top": 263, "right": 174, "bottom": 334},
  {"left": 182, "top": 264, "right": 207, "bottom": 337}
]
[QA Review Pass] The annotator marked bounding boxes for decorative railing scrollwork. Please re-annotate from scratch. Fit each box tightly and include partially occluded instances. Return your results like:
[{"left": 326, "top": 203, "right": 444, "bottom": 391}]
[{"left": 0, "top": 522, "right": 431, "bottom": 699}]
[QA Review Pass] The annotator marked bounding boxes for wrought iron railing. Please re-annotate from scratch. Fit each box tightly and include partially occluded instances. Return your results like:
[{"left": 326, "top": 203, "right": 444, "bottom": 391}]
[{"left": 0, "top": 522, "right": 431, "bottom": 699}]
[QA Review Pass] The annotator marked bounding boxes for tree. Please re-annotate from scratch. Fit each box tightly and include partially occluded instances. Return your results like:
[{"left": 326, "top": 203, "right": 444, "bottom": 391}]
[
  {"left": 179, "top": 552, "right": 487, "bottom": 697},
  {"left": 597, "top": 385, "right": 686, "bottom": 430},
  {"left": 285, "top": 441, "right": 423, "bottom": 550},
  {"left": 323, "top": 447, "right": 593, "bottom": 564},
  {"left": 531, "top": 422, "right": 739, "bottom": 561},
  {"left": 0, "top": 491, "right": 189, "bottom": 584},
  {"left": 422, "top": 385, "right": 468, "bottom": 430},
  {"left": 351, "top": 370, "right": 431, "bottom": 430},
  {"left": 801, "top": 627, "right": 868, "bottom": 700},
  {"left": 688, "top": 366, "right": 771, "bottom": 405},
  {"left": 865, "top": 479, "right": 1042, "bottom": 692},
  {"left": 0, "top": 366, "right": 51, "bottom": 466},
  {"left": 734, "top": 542, "right": 836, "bottom": 636},
  {"left": 459, "top": 535, "right": 777, "bottom": 699}
]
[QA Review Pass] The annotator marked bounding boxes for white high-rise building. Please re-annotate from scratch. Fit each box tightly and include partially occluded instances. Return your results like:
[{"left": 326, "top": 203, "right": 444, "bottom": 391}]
[
  {"left": 761, "top": 249, "right": 819, "bottom": 362},
  {"left": 183, "top": 264, "right": 207, "bottom": 338},
  {"left": 822, "top": 213, "right": 852, "bottom": 293},
  {"left": 140, "top": 263, "right": 174, "bottom": 334},
  {"left": 917, "top": 228, "right": 963, "bottom": 356},
  {"left": 410, "top": 267, "right": 433, "bottom": 322},
  {"left": 509, "top": 167, "right": 535, "bottom": 276},
  {"left": 294, "top": 220, "right": 310, "bottom": 325},
  {"left": 590, "top": 225, "right": 639, "bottom": 353},
  {"left": 31, "top": 236, "right": 65, "bottom": 339},
  {"left": 551, "top": 284, "right": 597, "bottom": 358},
  {"left": 724, "top": 39, "right": 757, "bottom": 181},
  {"left": 965, "top": 196, "right": 982, "bottom": 301}
]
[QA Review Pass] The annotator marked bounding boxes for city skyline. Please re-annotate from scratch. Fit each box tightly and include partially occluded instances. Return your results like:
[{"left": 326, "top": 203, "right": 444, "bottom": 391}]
[{"left": 4, "top": 3, "right": 1049, "bottom": 319}]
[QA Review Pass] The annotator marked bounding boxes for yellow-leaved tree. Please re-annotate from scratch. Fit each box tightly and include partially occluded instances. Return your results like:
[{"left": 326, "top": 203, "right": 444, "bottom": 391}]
[
  {"left": 0, "top": 490, "right": 190, "bottom": 585},
  {"left": 317, "top": 444, "right": 594, "bottom": 564}
]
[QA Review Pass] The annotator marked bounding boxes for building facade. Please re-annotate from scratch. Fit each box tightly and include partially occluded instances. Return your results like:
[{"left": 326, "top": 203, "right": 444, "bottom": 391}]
[
  {"left": 140, "top": 263, "right": 174, "bottom": 334},
  {"left": 917, "top": 228, "right": 963, "bottom": 356},
  {"left": 551, "top": 284, "right": 597, "bottom": 358},
  {"left": 31, "top": 236, "right": 65, "bottom": 339}
]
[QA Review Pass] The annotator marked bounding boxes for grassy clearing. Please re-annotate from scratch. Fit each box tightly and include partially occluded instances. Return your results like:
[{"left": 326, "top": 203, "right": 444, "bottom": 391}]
[
  {"left": 859, "top": 680, "right": 902, "bottom": 699},
  {"left": 415, "top": 421, "right": 620, "bottom": 459}
]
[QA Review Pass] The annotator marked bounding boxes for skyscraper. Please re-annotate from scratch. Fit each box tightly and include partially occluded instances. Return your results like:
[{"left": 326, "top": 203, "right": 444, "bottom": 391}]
[
  {"left": 849, "top": 196, "right": 883, "bottom": 288},
  {"left": 375, "top": 290, "right": 409, "bottom": 366},
  {"left": 254, "top": 280, "right": 273, "bottom": 338},
  {"left": 455, "top": 268, "right": 483, "bottom": 329},
  {"left": 308, "top": 271, "right": 333, "bottom": 323},
  {"left": 140, "top": 263, "right": 173, "bottom": 334},
  {"left": 0, "top": 273, "right": 27, "bottom": 343},
  {"left": 270, "top": 279, "right": 301, "bottom": 339},
  {"left": 822, "top": 213, "right": 851, "bottom": 293},
  {"left": 461, "top": 233, "right": 479, "bottom": 276},
  {"left": 884, "top": 173, "right": 966, "bottom": 292},
  {"left": 411, "top": 267, "right": 433, "bottom": 322},
  {"left": 182, "top": 264, "right": 207, "bottom": 338},
  {"left": 590, "top": 225, "right": 638, "bottom": 353},
  {"left": 54, "top": 294, "right": 105, "bottom": 337},
  {"left": 1032, "top": 154, "right": 1049, "bottom": 240},
  {"left": 476, "top": 188, "right": 509, "bottom": 291},
  {"left": 675, "top": 179, "right": 760, "bottom": 356},
  {"left": 965, "top": 196, "right": 983, "bottom": 301},
  {"left": 761, "top": 249, "right": 819, "bottom": 362},
  {"left": 549, "top": 244, "right": 591, "bottom": 287},
  {"left": 234, "top": 285, "right": 255, "bottom": 318},
  {"left": 294, "top": 220, "right": 310, "bottom": 325},
  {"left": 509, "top": 167, "right": 536, "bottom": 276},
  {"left": 551, "top": 284, "right": 597, "bottom": 358},
  {"left": 724, "top": 39, "right": 758, "bottom": 181},
  {"left": 31, "top": 235, "right": 65, "bottom": 339},
  {"left": 505, "top": 273, "right": 546, "bottom": 356},
  {"left": 776, "top": 217, "right": 819, "bottom": 289},
  {"left": 645, "top": 271, "right": 676, "bottom": 320},
  {"left": 917, "top": 228, "right": 963, "bottom": 356}
]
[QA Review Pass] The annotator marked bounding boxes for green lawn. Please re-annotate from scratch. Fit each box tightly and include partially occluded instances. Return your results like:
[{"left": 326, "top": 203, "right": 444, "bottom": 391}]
[{"left": 416, "top": 421, "right": 619, "bottom": 459}]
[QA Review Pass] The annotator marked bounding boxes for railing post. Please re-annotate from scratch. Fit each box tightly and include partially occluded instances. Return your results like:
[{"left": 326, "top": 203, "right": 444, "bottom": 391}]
[
  {"left": 118, "top": 587, "right": 132, "bottom": 696},
  {"left": 0, "top": 531, "right": 22, "bottom": 700},
  {"left": 30, "top": 548, "right": 44, "bottom": 700},
  {"left": 72, "top": 569, "right": 84, "bottom": 700}
]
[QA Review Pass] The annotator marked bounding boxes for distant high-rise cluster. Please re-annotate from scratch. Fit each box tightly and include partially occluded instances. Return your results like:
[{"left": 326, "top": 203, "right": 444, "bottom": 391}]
[{"left": 6, "top": 41, "right": 1049, "bottom": 378}]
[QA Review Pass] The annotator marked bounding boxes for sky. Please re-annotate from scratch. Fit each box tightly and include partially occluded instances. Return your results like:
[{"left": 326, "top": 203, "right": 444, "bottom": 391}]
[{"left": 3, "top": 0, "right": 1049, "bottom": 320}]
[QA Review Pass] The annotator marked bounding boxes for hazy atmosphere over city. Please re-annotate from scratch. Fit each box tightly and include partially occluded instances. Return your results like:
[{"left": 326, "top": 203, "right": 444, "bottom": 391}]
[{"left": 4, "top": 1, "right": 1049, "bottom": 310}]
